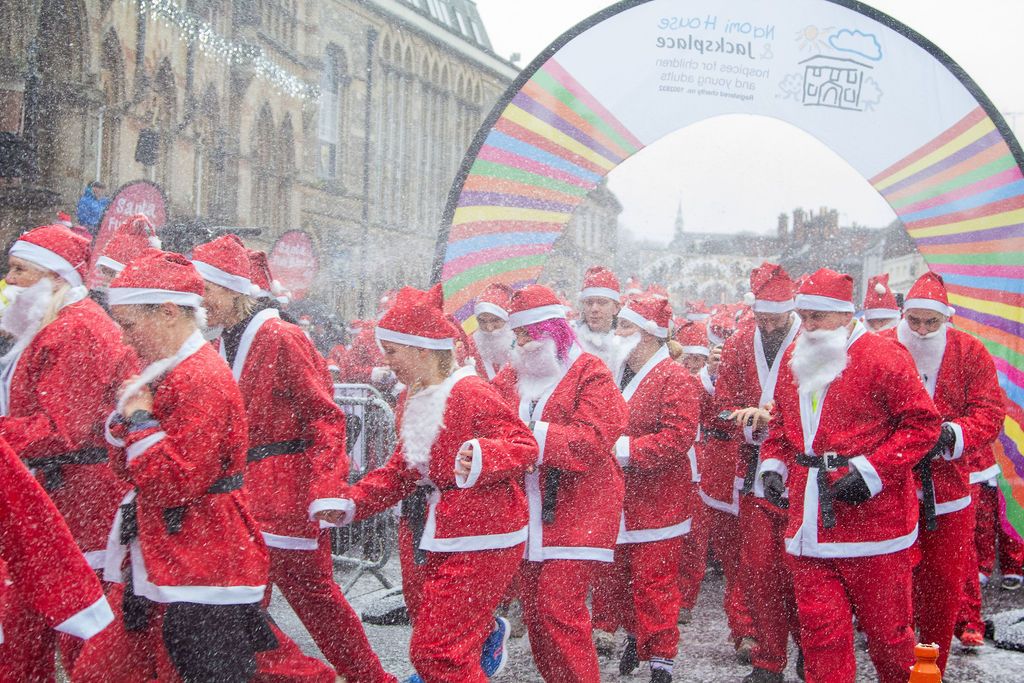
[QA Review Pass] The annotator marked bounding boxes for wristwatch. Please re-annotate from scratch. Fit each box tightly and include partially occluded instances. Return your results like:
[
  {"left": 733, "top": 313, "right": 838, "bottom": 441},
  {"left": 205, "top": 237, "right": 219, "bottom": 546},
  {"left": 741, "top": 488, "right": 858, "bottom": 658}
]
[{"left": 127, "top": 410, "right": 155, "bottom": 426}]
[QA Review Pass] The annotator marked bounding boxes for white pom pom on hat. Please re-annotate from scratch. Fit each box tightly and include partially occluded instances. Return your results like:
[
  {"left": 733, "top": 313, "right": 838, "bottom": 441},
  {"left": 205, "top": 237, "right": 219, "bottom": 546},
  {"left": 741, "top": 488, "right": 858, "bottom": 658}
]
[
  {"left": 874, "top": 282, "right": 886, "bottom": 295},
  {"left": 743, "top": 291, "right": 756, "bottom": 306}
]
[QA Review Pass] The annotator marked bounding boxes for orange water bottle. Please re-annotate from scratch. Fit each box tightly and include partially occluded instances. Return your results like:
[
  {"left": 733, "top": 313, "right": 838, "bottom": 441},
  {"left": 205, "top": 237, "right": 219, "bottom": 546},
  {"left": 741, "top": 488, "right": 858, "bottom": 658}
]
[{"left": 907, "top": 643, "right": 941, "bottom": 682}]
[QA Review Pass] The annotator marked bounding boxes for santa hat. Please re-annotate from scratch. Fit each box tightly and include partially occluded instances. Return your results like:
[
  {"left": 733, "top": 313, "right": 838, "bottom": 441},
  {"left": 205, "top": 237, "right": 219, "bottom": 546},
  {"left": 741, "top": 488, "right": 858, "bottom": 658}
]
[
  {"left": 56, "top": 212, "right": 74, "bottom": 228},
  {"left": 473, "top": 282, "right": 513, "bottom": 321},
  {"left": 645, "top": 283, "right": 669, "bottom": 301},
  {"left": 904, "top": 271, "right": 955, "bottom": 317},
  {"left": 685, "top": 300, "right": 711, "bottom": 321},
  {"left": 107, "top": 250, "right": 205, "bottom": 308},
  {"left": 624, "top": 275, "right": 643, "bottom": 296},
  {"left": 508, "top": 285, "right": 566, "bottom": 329},
  {"left": 9, "top": 224, "right": 91, "bottom": 288},
  {"left": 191, "top": 234, "right": 257, "bottom": 296},
  {"left": 862, "top": 273, "right": 900, "bottom": 320},
  {"left": 96, "top": 214, "right": 162, "bottom": 274},
  {"left": 707, "top": 308, "right": 737, "bottom": 346},
  {"left": 795, "top": 268, "right": 855, "bottom": 312},
  {"left": 619, "top": 295, "right": 672, "bottom": 338},
  {"left": 579, "top": 265, "right": 620, "bottom": 302},
  {"left": 375, "top": 284, "right": 457, "bottom": 350},
  {"left": 748, "top": 262, "right": 796, "bottom": 313},
  {"left": 247, "top": 249, "right": 290, "bottom": 304},
  {"left": 674, "top": 320, "right": 709, "bottom": 356}
]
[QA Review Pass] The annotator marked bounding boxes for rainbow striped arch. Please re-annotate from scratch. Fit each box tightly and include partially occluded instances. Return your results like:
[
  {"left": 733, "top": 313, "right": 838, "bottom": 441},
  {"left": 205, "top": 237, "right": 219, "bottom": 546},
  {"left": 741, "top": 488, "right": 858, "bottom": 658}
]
[{"left": 431, "top": 0, "right": 1024, "bottom": 531}]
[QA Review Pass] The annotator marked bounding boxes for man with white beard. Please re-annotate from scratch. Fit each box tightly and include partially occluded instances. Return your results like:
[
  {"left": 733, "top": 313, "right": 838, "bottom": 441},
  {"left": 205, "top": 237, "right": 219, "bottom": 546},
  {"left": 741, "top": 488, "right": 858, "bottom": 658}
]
[
  {"left": 472, "top": 283, "right": 515, "bottom": 380},
  {"left": 0, "top": 224, "right": 130, "bottom": 681},
  {"left": 572, "top": 265, "right": 623, "bottom": 369},
  {"left": 492, "top": 284, "right": 627, "bottom": 683},
  {"left": 881, "top": 271, "right": 1004, "bottom": 675},
  {"left": 860, "top": 274, "right": 900, "bottom": 332},
  {"left": 757, "top": 268, "right": 941, "bottom": 683}
]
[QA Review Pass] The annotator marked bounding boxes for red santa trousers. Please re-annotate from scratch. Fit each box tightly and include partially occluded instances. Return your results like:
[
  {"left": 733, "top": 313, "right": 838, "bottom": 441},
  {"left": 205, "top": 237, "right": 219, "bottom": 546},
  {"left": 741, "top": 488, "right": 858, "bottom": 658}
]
[
  {"left": 519, "top": 559, "right": 601, "bottom": 683},
  {"left": 913, "top": 506, "right": 972, "bottom": 674},
  {"left": 706, "top": 506, "right": 754, "bottom": 643},
  {"left": 256, "top": 535, "right": 393, "bottom": 683},
  {"left": 975, "top": 484, "right": 1024, "bottom": 578},
  {"left": 591, "top": 537, "right": 684, "bottom": 661},
  {"left": 739, "top": 497, "right": 800, "bottom": 674},
  {"left": 678, "top": 501, "right": 709, "bottom": 610},
  {"left": 398, "top": 528, "right": 523, "bottom": 683},
  {"left": 787, "top": 550, "right": 916, "bottom": 683}
]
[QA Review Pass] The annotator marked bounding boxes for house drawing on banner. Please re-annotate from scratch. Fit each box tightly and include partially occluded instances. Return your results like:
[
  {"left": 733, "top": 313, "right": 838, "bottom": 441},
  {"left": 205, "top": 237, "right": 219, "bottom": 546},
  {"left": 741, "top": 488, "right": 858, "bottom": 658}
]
[{"left": 799, "top": 55, "right": 872, "bottom": 111}]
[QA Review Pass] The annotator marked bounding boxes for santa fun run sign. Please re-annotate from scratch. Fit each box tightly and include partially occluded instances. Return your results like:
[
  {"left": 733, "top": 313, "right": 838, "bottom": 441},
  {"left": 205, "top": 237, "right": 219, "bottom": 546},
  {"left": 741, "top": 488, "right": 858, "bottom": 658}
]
[
  {"left": 432, "top": 0, "right": 1024, "bottom": 533},
  {"left": 269, "top": 230, "right": 318, "bottom": 300},
  {"left": 88, "top": 181, "right": 167, "bottom": 286}
]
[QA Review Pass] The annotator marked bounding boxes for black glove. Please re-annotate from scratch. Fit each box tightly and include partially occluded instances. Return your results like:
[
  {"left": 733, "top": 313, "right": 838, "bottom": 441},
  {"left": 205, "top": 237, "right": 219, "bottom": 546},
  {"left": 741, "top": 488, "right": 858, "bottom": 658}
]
[
  {"left": 761, "top": 472, "right": 788, "bottom": 509},
  {"left": 936, "top": 423, "right": 956, "bottom": 453},
  {"left": 831, "top": 468, "right": 872, "bottom": 505}
]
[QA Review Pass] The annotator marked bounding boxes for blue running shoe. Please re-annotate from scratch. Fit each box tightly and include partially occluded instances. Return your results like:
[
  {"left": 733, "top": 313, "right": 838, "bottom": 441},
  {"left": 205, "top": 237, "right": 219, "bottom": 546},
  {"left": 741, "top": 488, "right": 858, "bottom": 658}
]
[
  {"left": 404, "top": 674, "right": 424, "bottom": 683},
  {"left": 481, "top": 616, "right": 511, "bottom": 677}
]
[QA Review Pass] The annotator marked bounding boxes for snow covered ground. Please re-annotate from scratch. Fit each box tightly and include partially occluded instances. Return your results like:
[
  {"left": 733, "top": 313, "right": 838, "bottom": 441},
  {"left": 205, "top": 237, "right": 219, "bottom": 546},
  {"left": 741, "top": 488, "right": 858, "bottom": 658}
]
[{"left": 270, "top": 559, "right": 1024, "bottom": 682}]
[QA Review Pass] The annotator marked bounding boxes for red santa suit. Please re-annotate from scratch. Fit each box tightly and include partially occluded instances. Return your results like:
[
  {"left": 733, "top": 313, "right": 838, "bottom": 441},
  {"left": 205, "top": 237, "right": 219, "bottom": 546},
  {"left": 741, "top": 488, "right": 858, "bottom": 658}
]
[
  {"left": 573, "top": 265, "right": 623, "bottom": 369},
  {"left": 0, "top": 437, "right": 114, "bottom": 681},
  {"left": 883, "top": 273, "right": 1005, "bottom": 673},
  {"left": 715, "top": 263, "right": 802, "bottom": 675},
  {"left": 75, "top": 252, "right": 272, "bottom": 683},
  {"left": 493, "top": 285, "right": 628, "bottom": 683},
  {"left": 590, "top": 297, "right": 698, "bottom": 676},
  {"left": 758, "top": 269, "right": 941, "bottom": 683},
  {"left": 197, "top": 242, "right": 387, "bottom": 683},
  {"left": 0, "top": 225, "right": 132, "bottom": 671},
  {"left": 339, "top": 285, "right": 537, "bottom": 682},
  {"left": 471, "top": 283, "right": 514, "bottom": 380}
]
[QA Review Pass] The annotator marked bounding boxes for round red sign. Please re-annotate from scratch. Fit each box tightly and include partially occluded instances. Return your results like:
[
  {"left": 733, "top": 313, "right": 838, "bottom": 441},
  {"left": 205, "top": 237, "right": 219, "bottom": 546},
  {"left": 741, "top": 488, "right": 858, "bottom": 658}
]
[{"left": 269, "top": 230, "right": 318, "bottom": 300}]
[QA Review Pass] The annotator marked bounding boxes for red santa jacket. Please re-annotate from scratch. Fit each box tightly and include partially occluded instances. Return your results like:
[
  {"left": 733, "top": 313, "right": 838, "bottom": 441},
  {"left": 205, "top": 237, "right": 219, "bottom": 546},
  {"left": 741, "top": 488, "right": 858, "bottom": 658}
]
[
  {"left": 883, "top": 325, "right": 1005, "bottom": 514},
  {"left": 493, "top": 346, "right": 628, "bottom": 562},
  {"left": 227, "top": 308, "right": 349, "bottom": 548},
  {"left": 326, "top": 344, "right": 347, "bottom": 375},
  {"left": 103, "top": 332, "right": 268, "bottom": 604},
  {"left": 0, "top": 439, "right": 113, "bottom": 645},
  {"left": 1, "top": 296, "right": 134, "bottom": 561},
  {"left": 342, "top": 366, "right": 537, "bottom": 551},
  {"left": 759, "top": 323, "right": 941, "bottom": 558},
  {"left": 696, "top": 365, "right": 742, "bottom": 514},
  {"left": 715, "top": 316, "right": 801, "bottom": 511},
  {"left": 338, "top": 326, "right": 384, "bottom": 384},
  {"left": 614, "top": 347, "right": 699, "bottom": 542}
]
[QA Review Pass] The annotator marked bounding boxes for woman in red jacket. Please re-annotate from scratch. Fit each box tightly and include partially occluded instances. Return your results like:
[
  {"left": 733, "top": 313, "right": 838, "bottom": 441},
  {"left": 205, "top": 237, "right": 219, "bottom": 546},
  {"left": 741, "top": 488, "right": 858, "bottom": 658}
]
[{"left": 334, "top": 284, "right": 537, "bottom": 683}]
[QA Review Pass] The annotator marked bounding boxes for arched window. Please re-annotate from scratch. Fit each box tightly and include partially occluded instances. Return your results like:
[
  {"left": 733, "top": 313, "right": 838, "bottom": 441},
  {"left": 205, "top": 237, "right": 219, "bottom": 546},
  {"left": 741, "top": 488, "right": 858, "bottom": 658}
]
[
  {"left": 98, "top": 30, "right": 125, "bottom": 185},
  {"left": 277, "top": 115, "right": 295, "bottom": 230},
  {"left": 154, "top": 60, "right": 178, "bottom": 189},
  {"left": 317, "top": 46, "right": 347, "bottom": 180},
  {"left": 197, "top": 85, "right": 224, "bottom": 220},
  {"left": 251, "top": 104, "right": 276, "bottom": 228}
]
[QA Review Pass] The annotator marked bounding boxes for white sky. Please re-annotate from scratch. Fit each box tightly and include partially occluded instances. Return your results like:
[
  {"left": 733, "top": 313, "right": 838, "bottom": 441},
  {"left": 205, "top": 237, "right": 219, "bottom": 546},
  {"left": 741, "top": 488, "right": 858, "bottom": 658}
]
[{"left": 475, "top": 0, "right": 1024, "bottom": 243}]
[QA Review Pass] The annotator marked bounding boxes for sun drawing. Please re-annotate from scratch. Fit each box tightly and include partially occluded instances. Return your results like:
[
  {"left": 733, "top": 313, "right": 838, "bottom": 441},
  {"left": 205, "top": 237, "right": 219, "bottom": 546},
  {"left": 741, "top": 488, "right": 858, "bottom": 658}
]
[{"left": 795, "top": 25, "right": 834, "bottom": 52}]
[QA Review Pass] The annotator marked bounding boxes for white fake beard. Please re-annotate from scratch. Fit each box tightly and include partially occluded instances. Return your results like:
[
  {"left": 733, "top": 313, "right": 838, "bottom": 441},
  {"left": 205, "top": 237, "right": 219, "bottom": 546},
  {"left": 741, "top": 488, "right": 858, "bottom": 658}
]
[
  {"left": 896, "top": 318, "right": 946, "bottom": 382},
  {"left": 511, "top": 337, "right": 564, "bottom": 402},
  {"left": 400, "top": 380, "right": 451, "bottom": 472},
  {"left": 473, "top": 326, "right": 514, "bottom": 370},
  {"left": 789, "top": 326, "right": 850, "bottom": 394},
  {"left": 574, "top": 323, "right": 617, "bottom": 368},
  {"left": 0, "top": 279, "right": 54, "bottom": 362},
  {"left": 610, "top": 331, "right": 641, "bottom": 379}
]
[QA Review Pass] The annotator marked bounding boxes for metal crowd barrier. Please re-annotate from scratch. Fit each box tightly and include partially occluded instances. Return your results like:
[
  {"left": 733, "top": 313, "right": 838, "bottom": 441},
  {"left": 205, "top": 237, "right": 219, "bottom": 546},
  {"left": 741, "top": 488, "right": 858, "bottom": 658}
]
[{"left": 331, "top": 383, "right": 398, "bottom": 594}]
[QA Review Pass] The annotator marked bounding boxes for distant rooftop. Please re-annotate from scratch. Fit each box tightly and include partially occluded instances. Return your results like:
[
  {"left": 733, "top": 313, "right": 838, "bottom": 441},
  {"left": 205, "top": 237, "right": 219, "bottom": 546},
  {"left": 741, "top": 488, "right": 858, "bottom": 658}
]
[{"left": 398, "top": 0, "right": 494, "bottom": 51}]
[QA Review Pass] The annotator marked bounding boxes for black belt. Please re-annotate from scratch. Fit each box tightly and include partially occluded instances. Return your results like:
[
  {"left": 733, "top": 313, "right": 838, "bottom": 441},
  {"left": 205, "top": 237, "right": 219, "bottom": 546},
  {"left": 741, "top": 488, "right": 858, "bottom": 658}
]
[
  {"left": 403, "top": 486, "right": 430, "bottom": 565},
  {"left": 701, "top": 427, "right": 730, "bottom": 442},
  {"left": 916, "top": 458, "right": 939, "bottom": 532},
  {"left": 542, "top": 468, "right": 561, "bottom": 525},
  {"left": 120, "top": 473, "right": 245, "bottom": 544},
  {"left": 26, "top": 446, "right": 109, "bottom": 492},
  {"left": 796, "top": 452, "right": 852, "bottom": 529},
  {"left": 740, "top": 446, "right": 760, "bottom": 495},
  {"left": 247, "top": 439, "right": 312, "bottom": 463}
]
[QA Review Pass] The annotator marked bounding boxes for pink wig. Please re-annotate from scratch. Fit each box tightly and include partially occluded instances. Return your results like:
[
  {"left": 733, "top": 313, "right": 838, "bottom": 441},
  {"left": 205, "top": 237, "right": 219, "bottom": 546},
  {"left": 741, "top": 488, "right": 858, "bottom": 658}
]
[{"left": 525, "top": 318, "right": 577, "bottom": 361}]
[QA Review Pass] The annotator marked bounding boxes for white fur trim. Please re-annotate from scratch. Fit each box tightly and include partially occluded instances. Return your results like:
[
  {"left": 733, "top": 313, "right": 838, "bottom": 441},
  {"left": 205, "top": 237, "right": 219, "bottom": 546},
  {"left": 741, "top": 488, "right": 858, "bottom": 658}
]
[
  {"left": 794, "top": 293, "right": 855, "bottom": 312},
  {"left": 618, "top": 307, "right": 669, "bottom": 338},
  {"left": 614, "top": 435, "right": 630, "bottom": 468},
  {"left": 752, "top": 298, "right": 796, "bottom": 313},
  {"left": 128, "top": 542, "right": 265, "bottom": 604},
  {"left": 95, "top": 255, "right": 126, "bottom": 273},
  {"left": 54, "top": 596, "right": 114, "bottom": 640},
  {"left": 616, "top": 515, "right": 691, "bottom": 544},
  {"left": 862, "top": 307, "right": 900, "bottom": 320},
  {"left": 680, "top": 345, "right": 709, "bottom": 356},
  {"left": 116, "top": 331, "right": 206, "bottom": 414},
  {"left": 308, "top": 498, "right": 355, "bottom": 526},
  {"left": 944, "top": 422, "right": 965, "bottom": 461},
  {"left": 473, "top": 302, "right": 509, "bottom": 321},
  {"left": 848, "top": 455, "right": 883, "bottom": 498},
  {"left": 579, "top": 286, "right": 620, "bottom": 302},
  {"left": 508, "top": 304, "right": 566, "bottom": 329},
  {"left": 970, "top": 463, "right": 1001, "bottom": 484},
  {"left": 903, "top": 298, "right": 955, "bottom": 317},
  {"left": 9, "top": 240, "right": 83, "bottom": 288},
  {"left": 455, "top": 438, "right": 483, "bottom": 488},
  {"left": 400, "top": 366, "right": 475, "bottom": 470},
  {"left": 83, "top": 550, "right": 107, "bottom": 570},
  {"left": 106, "top": 287, "right": 204, "bottom": 308},
  {"left": 375, "top": 326, "right": 454, "bottom": 350},
  {"left": 260, "top": 532, "right": 319, "bottom": 550},
  {"left": 191, "top": 260, "right": 255, "bottom": 296},
  {"left": 126, "top": 431, "right": 166, "bottom": 464}
]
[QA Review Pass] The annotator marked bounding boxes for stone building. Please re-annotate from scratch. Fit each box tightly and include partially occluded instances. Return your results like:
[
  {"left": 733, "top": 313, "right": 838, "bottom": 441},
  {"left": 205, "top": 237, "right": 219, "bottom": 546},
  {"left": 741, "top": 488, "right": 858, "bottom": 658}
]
[
  {"left": 0, "top": 0, "right": 518, "bottom": 317},
  {"left": 541, "top": 178, "right": 622, "bottom": 296}
]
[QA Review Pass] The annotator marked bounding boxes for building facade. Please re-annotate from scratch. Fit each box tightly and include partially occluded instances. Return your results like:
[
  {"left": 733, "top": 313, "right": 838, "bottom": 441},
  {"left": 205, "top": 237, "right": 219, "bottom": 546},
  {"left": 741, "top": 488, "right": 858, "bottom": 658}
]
[{"left": 0, "top": 0, "right": 518, "bottom": 317}]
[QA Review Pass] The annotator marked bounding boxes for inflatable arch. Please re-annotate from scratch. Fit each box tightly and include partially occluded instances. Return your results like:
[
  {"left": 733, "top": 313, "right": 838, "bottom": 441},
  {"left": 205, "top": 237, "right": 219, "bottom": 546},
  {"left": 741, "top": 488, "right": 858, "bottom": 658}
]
[{"left": 431, "top": 0, "right": 1024, "bottom": 529}]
